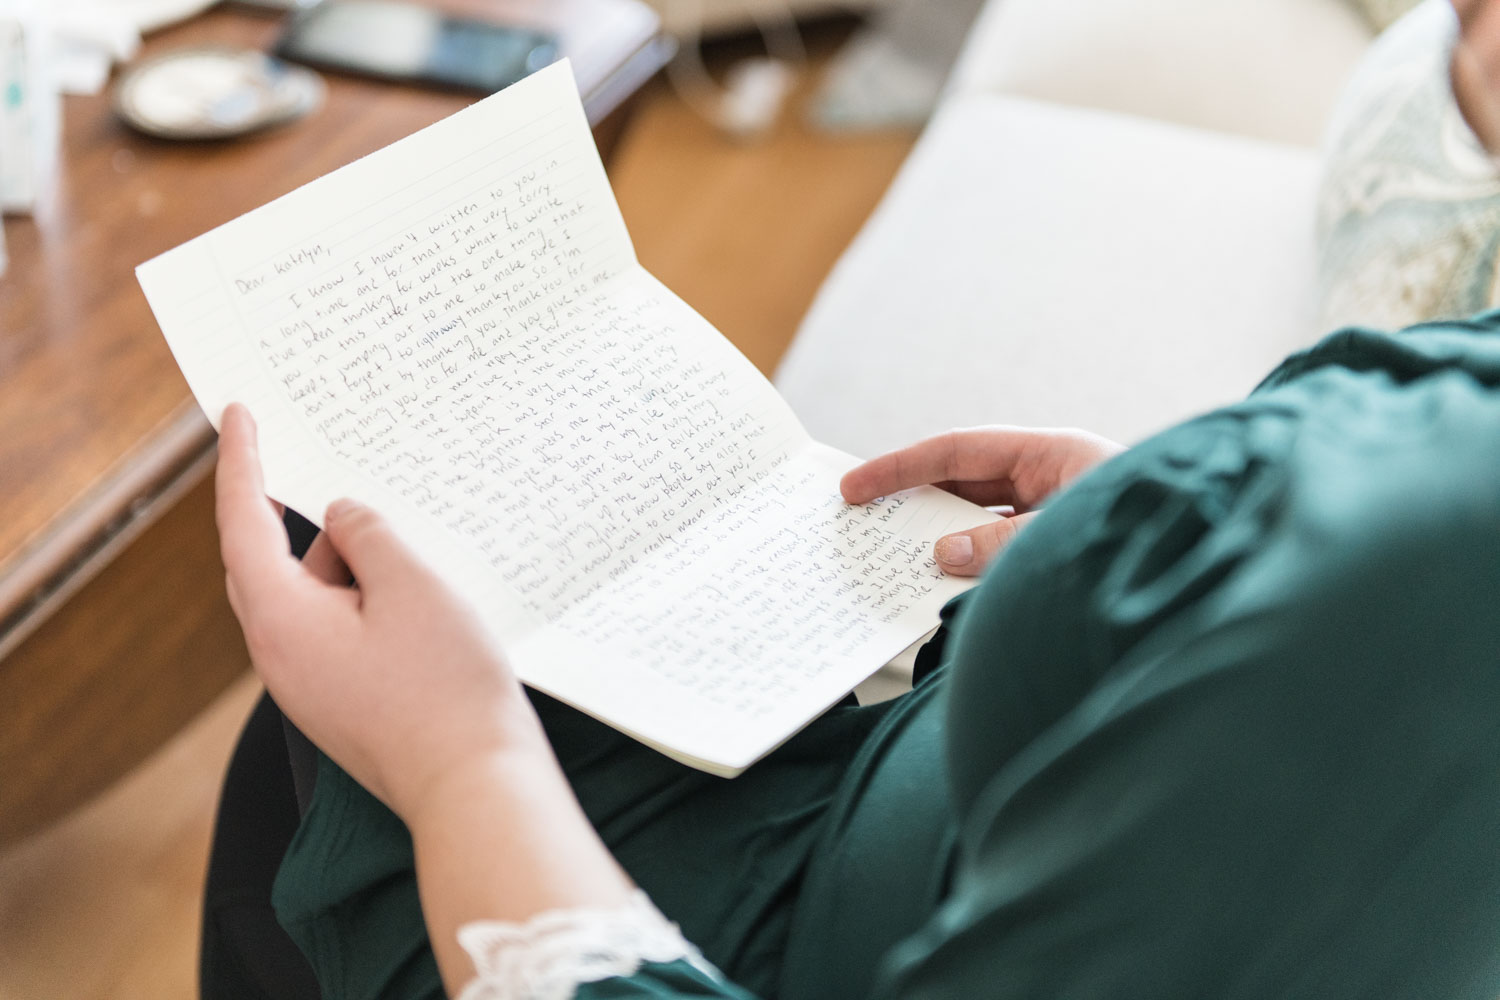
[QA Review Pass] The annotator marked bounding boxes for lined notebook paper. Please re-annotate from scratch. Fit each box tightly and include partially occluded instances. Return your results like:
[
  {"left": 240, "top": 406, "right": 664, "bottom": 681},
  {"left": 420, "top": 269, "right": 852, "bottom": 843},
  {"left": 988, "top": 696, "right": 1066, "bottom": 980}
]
[{"left": 137, "top": 61, "right": 996, "bottom": 775}]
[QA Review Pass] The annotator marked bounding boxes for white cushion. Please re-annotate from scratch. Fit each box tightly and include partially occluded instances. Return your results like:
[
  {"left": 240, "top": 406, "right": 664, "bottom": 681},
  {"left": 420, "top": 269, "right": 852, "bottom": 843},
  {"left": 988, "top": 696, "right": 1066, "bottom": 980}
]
[
  {"left": 947, "top": 0, "right": 1373, "bottom": 147},
  {"left": 774, "top": 95, "right": 1325, "bottom": 458}
]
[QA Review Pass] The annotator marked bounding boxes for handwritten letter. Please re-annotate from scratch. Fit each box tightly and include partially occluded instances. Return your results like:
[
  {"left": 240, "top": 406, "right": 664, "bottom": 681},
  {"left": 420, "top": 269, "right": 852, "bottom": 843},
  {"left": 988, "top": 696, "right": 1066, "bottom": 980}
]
[{"left": 138, "top": 62, "right": 995, "bottom": 775}]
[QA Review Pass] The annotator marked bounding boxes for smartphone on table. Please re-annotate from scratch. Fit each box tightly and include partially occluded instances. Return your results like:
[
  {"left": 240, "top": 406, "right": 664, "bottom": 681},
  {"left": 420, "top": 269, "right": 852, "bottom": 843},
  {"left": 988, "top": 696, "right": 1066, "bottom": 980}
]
[{"left": 274, "top": 0, "right": 558, "bottom": 94}]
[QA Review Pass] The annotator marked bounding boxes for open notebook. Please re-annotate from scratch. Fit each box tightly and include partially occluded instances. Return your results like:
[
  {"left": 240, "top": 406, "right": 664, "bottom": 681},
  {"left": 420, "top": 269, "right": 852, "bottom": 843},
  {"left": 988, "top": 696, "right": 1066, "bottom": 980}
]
[{"left": 137, "top": 60, "right": 995, "bottom": 776}]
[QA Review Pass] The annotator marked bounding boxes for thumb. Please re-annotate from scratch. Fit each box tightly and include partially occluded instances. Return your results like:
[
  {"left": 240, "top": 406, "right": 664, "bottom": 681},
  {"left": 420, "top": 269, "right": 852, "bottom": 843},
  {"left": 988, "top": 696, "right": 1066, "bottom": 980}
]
[
  {"left": 933, "top": 512, "right": 1040, "bottom": 577},
  {"left": 322, "top": 499, "right": 425, "bottom": 593}
]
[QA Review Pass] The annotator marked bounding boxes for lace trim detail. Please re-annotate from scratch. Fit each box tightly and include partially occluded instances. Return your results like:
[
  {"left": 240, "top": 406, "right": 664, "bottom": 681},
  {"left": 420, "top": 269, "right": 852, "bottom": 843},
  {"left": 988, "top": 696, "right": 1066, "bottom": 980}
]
[{"left": 454, "top": 890, "right": 716, "bottom": 1000}]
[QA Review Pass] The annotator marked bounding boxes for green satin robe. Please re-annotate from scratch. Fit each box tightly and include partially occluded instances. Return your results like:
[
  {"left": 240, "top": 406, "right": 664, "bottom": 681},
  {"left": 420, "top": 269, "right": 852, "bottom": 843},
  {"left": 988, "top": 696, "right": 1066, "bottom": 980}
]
[{"left": 273, "top": 311, "right": 1500, "bottom": 1000}]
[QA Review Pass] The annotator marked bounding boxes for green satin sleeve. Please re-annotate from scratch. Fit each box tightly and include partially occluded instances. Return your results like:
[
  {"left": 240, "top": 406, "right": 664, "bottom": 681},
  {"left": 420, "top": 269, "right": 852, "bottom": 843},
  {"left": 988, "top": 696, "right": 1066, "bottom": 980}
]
[{"left": 868, "top": 310, "right": 1500, "bottom": 1000}]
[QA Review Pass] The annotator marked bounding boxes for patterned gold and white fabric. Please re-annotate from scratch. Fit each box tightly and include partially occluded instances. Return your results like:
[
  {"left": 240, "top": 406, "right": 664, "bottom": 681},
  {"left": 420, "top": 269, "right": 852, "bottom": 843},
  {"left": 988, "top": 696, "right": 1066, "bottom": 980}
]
[
  {"left": 1319, "top": 0, "right": 1500, "bottom": 330},
  {"left": 1344, "top": 0, "right": 1425, "bottom": 31}
]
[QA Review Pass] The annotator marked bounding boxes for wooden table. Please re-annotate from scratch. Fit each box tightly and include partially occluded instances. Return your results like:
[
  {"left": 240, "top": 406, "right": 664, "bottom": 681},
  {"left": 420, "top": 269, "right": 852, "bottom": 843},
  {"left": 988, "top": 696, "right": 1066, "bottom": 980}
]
[{"left": 0, "top": 0, "right": 667, "bottom": 847}]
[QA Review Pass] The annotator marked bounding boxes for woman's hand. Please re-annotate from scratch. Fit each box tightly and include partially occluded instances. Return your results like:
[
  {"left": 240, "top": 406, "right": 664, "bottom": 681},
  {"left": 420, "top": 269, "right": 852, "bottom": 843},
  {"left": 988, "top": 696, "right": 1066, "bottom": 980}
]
[
  {"left": 1452, "top": 0, "right": 1500, "bottom": 153},
  {"left": 841, "top": 426, "right": 1123, "bottom": 577},
  {"left": 215, "top": 403, "right": 549, "bottom": 823},
  {"left": 219, "top": 404, "right": 638, "bottom": 990}
]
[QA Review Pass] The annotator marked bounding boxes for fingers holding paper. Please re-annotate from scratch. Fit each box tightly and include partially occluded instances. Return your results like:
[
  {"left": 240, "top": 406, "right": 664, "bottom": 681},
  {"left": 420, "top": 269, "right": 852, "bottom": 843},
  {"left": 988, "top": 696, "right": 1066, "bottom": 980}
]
[
  {"left": 841, "top": 426, "right": 1123, "bottom": 577},
  {"left": 301, "top": 532, "right": 353, "bottom": 587},
  {"left": 213, "top": 403, "right": 549, "bottom": 821},
  {"left": 215, "top": 403, "right": 641, "bottom": 989},
  {"left": 929, "top": 512, "right": 1041, "bottom": 575},
  {"left": 216, "top": 404, "right": 317, "bottom": 619}
]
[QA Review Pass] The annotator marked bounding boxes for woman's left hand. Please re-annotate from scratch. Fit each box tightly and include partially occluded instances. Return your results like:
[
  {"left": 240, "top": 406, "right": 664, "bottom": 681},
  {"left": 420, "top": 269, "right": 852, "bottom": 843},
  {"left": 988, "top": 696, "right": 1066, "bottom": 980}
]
[
  {"left": 215, "top": 403, "right": 550, "bottom": 823},
  {"left": 842, "top": 426, "right": 1123, "bottom": 577}
]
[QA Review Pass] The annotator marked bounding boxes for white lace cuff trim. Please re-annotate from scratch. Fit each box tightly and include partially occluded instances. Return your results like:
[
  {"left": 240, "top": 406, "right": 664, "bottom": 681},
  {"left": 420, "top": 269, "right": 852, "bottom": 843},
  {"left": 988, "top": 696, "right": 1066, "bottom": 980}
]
[{"left": 454, "top": 890, "right": 715, "bottom": 1000}]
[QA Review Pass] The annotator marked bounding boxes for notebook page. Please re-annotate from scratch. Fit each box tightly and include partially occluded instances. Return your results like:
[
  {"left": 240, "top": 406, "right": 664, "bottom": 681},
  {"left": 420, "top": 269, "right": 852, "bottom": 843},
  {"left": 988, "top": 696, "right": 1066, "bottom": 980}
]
[
  {"left": 520, "top": 440, "right": 989, "bottom": 772},
  {"left": 139, "top": 61, "right": 812, "bottom": 645},
  {"left": 139, "top": 60, "right": 997, "bottom": 772}
]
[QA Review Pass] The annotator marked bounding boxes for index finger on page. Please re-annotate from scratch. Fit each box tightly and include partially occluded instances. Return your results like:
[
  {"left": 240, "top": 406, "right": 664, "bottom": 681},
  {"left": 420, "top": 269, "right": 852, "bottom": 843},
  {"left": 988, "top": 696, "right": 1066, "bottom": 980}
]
[
  {"left": 215, "top": 404, "right": 302, "bottom": 620},
  {"left": 840, "top": 428, "right": 1031, "bottom": 504}
]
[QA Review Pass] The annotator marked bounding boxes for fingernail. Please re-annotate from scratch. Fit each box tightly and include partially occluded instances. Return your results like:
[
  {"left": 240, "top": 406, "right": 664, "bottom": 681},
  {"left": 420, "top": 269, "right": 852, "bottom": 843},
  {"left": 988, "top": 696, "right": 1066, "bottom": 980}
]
[
  {"left": 326, "top": 498, "right": 359, "bottom": 523},
  {"left": 936, "top": 534, "right": 973, "bottom": 566}
]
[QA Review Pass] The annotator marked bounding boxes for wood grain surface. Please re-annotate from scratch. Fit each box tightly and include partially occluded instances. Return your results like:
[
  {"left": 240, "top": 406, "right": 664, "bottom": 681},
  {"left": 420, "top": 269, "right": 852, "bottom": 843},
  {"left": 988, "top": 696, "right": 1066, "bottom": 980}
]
[
  {"left": 0, "top": 473, "right": 250, "bottom": 847},
  {"left": 0, "top": 0, "right": 662, "bottom": 847},
  {"left": 0, "top": 0, "right": 662, "bottom": 634}
]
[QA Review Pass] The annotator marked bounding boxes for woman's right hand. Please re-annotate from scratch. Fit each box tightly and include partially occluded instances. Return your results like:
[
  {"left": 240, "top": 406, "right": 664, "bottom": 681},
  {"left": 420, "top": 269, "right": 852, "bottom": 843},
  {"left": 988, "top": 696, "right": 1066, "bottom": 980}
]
[
  {"left": 219, "top": 404, "right": 642, "bottom": 991},
  {"left": 215, "top": 403, "right": 552, "bottom": 825},
  {"left": 841, "top": 427, "right": 1123, "bottom": 577}
]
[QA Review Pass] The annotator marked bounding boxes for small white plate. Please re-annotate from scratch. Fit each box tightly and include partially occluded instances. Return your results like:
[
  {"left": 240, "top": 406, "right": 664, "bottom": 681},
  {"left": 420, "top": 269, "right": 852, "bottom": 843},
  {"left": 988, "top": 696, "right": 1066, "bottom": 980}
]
[{"left": 115, "top": 46, "right": 324, "bottom": 140}]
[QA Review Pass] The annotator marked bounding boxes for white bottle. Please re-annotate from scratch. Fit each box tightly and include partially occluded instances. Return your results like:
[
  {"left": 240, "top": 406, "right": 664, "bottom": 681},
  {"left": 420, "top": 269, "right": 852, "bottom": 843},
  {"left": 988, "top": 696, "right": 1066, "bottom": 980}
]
[{"left": 0, "top": 1, "right": 60, "bottom": 215}]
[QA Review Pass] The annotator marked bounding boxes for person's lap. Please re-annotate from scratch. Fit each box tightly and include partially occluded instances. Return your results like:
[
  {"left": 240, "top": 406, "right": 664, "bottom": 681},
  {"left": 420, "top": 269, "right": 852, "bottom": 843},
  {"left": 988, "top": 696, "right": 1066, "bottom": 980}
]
[
  {"left": 525, "top": 688, "right": 897, "bottom": 994},
  {"left": 209, "top": 501, "right": 904, "bottom": 999},
  {"left": 206, "top": 685, "right": 899, "bottom": 999},
  {"left": 214, "top": 314, "right": 1500, "bottom": 1000}
]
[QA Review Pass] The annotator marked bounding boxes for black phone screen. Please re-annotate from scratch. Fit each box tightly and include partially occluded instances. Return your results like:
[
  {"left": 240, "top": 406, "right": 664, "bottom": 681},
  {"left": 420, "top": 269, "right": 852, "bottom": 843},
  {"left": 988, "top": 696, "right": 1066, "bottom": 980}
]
[{"left": 273, "top": 0, "right": 558, "bottom": 94}]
